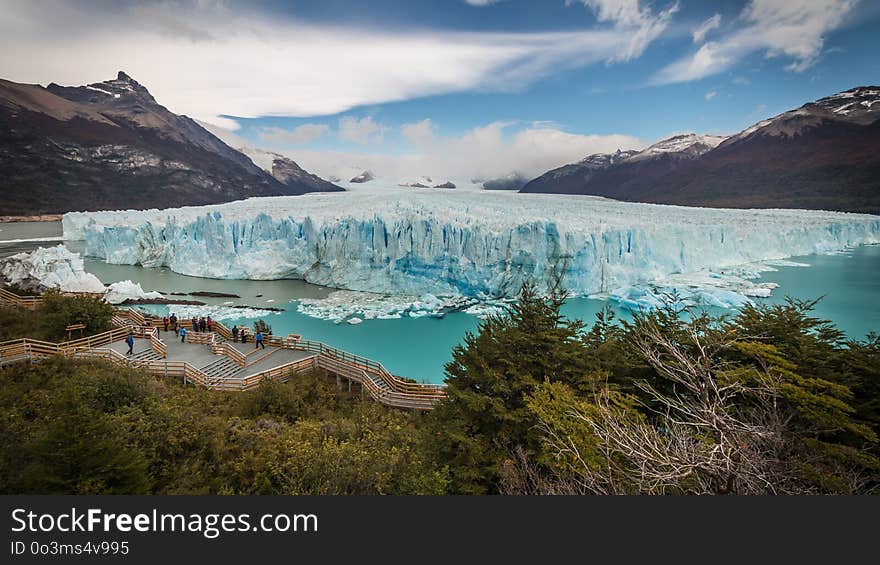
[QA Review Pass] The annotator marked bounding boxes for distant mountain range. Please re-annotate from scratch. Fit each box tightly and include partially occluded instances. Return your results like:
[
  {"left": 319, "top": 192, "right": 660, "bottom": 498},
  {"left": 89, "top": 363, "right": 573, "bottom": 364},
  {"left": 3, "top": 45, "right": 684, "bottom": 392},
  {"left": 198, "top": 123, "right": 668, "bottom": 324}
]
[
  {"left": 522, "top": 86, "right": 880, "bottom": 214},
  {"left": 0, "top": 72, "right": 342, "bottom": 215}
]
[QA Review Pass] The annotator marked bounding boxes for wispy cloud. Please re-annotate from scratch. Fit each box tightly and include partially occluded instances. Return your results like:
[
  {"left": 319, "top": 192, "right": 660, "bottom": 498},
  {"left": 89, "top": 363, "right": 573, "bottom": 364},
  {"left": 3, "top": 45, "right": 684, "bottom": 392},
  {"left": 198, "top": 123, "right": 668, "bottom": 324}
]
[
  {"left": 692, "top": 13, "right": 721, "bottom": 43},
  {"left": 339, "top": 116, "right": 388, "bottom": 145},
  {"left": 258, "top": 124, "right": 329, "bottom": 145},
  {"left": 705, "top": 90, "right": 717, "bottom": 100},
  {"left": 569, "top": 0, "right": 681, "bottom": 62},
  {"left": 270, "top": 121, "right": 644, "bottom": 183},
  {"left": 401, "top": 119, "right": 437, "bottom": 147},
  {"left": 651, "top": 0, "right": 858, "bottom": 85},
  {"left": 0, "top": 0, "right": 678, "bottom": 127}
]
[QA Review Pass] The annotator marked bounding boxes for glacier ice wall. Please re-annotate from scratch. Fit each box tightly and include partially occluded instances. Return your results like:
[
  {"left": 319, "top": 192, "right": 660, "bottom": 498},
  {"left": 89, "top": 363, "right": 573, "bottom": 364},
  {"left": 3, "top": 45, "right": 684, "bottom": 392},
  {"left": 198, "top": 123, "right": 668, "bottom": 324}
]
[{"left": 62, "top": 189, "right": 880, "bottom": 298}]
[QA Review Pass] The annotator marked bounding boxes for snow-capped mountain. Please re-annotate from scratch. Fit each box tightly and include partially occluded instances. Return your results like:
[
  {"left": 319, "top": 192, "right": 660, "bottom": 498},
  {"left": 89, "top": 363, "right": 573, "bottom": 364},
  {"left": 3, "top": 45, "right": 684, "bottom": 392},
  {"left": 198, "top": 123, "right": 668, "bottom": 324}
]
[
  {"left": 522, "top": 86, "right": 880, "bottom": 213},
  {"left": 520, "top": 133, "right": 720, "bottom": 197},
  {"left": 236, "top": 147, "right": 342, "bottom": 194},
  {"left": 350, "top": 170, "right": 375, "bottom": 183},
  {"left": 722, "top": 86, "right": 879, "bottom": 147},
  {"left": 478, "top": 172, "right": 531, "bottom": 191},
  {"left": 398, "top": 176, "right": 455, "bottom": 189},
  {"left": 626, "top": 133, "right": 727, "bottom": 162},
  {"left": 0, "top": 72, "right": 340, "bottom": 215}
]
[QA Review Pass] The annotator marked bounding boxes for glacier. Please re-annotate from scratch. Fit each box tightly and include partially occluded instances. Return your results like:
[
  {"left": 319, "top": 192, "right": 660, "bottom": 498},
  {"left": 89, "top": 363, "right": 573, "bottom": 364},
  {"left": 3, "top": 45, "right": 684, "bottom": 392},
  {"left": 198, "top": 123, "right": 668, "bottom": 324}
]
[
  {"left": 62, "top": 187, "right": 880, "bottom": 302},
  {"left": 0, "top": 245, "right": 106, "bottom": 294}
]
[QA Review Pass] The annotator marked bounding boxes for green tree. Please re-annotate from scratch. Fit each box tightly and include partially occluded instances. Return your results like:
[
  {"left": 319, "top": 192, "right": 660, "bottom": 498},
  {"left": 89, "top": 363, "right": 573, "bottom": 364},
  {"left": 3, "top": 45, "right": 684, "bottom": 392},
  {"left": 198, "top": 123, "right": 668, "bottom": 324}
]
[
  {"left": 38, "top": 291, "right": 114, "bottom": 340},
  {"left": 429, "top": 283, "right": 596, "bottom": 493}
]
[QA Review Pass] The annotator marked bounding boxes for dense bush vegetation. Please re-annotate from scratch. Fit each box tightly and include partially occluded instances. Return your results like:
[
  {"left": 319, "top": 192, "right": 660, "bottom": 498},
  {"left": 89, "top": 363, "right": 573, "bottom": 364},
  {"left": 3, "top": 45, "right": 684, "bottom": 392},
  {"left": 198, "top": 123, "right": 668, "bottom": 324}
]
[
  {"left": 0, "top": 360, "right": 447, "bottom": 494},
  {"left": 430, "top": 287, "right": 879, "bottom": 494},
  {"left": 0, "top": 292, "right": 114, "bottom": 342},
  {"left": 1, "top": 285, "right": 877, "bottom": 495}
]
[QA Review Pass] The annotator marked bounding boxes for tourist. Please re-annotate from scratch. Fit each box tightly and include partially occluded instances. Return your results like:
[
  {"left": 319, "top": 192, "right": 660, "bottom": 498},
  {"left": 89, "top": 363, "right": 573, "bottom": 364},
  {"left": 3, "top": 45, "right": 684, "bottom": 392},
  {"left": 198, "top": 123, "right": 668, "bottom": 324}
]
[
  {"left": 207, "top": 317, "right": 213, "bottom": 333},
  {"left": 240, "top": 328, "right": 247, "bottom": 344},
  {"left": 162, "top": 315, "right": 169, "bottom": 332},
  {"left": 126, "top": 331, "right": 134, "bottom": 356},
  {"left": 180, "top": 327, "right": 187, "bottom": 343},
  {"left": 191, "top": 317, "right": 198, "bottom": 332},
  {"left": 170, "top": 313, "right": 178, "bottom": 335},
  {"left": 232, "top": 325, "right": 239, "bottom": 341},
  {"left": 255, "top": 331, "right": 265, "bottom": 350},
  {"left": 199, "top": 317, "right": 207, "bottom": 332}
]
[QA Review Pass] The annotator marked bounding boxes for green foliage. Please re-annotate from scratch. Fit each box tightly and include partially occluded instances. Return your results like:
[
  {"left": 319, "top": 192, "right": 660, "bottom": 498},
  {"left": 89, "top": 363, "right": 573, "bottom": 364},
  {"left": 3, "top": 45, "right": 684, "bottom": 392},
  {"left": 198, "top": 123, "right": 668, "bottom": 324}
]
[
  {"left": 0, "top": 360, "right": 448, "bottom": 495},
  {"left": 431, "top": 292, "right": 879, "bottom": 494},
  {"left": 429, "top": 283, "right": 600, "bottom": 493},
  {"left": 37, "top": 291, "right": 115, "bottom": 341}
]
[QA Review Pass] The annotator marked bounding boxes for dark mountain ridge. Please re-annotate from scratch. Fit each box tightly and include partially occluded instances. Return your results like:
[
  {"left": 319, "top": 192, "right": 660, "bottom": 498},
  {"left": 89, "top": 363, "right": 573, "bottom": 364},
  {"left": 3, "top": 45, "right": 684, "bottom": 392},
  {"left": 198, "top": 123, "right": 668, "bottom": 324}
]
[
  {"left": 0, "top": 72, "right": 342, "bottom": 215},
  {"left": 521, "top": 86, "right": 880, "bottom": 214}
]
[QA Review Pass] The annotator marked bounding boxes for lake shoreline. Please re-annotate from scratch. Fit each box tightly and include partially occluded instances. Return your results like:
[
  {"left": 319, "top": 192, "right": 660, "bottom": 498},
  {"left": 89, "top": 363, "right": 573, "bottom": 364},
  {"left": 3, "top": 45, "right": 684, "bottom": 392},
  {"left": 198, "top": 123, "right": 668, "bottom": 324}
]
[{"left": 0, "top": 215, "right": 63, "bottom": 223}]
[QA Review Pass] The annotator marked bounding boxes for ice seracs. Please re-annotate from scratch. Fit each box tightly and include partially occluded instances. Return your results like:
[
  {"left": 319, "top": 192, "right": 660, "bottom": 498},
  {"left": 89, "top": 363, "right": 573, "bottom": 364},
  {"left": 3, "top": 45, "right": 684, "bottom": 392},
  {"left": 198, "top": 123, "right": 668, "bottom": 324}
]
[
  {"left": 0, "top": 245, "right": 105, "bottom": 294},
  {"left": 104, "top": 280, "right": 165, "bottom": 305},
  {"left": 63, "top": 188, "right": 880, "bottom": 311}
]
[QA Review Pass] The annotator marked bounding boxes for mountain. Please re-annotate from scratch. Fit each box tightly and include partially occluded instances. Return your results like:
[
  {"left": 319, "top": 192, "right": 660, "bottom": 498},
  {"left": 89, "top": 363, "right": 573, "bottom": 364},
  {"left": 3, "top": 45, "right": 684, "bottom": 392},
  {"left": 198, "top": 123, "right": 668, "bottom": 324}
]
[
  {"left": 236, "top": 147, "right": 342, "bottom": 193},
  {"left": 398, "top": 176, "right": 455, "bottom": 189},
  {"left": 521, "top": 86, "right": 880, "bottom": 214},
  {"left": 350, "top": 171, "right": 375, "bottom": 183},
  {"left": 521, "top": 135, "right": 724, "bottom": 198},
  {"left": 0, "top": 72, "right": 341, "bottom": 215},
  {"left": 479, "top": 173, "right": 531, "bottom": 191},
  {"left": 194, "top": 119, "right": 342, "bottom": 194}
]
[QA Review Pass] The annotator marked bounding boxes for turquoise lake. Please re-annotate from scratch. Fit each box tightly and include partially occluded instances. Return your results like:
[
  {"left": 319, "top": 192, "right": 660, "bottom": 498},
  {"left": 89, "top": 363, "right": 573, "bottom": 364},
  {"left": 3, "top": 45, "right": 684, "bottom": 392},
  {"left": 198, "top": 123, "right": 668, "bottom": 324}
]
[{"left": 2, "top": 222, "right": 879, "bottom": 384}]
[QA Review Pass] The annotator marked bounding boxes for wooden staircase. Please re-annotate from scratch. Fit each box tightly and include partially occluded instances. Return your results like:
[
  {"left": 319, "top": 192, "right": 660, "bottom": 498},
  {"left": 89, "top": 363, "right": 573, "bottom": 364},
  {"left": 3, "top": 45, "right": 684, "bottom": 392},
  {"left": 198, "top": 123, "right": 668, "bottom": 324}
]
[
  {"left": 131, "top": 349, "right": 163, "bottom": 363},
  {"left": 200, "top": 357, "right": 242, "bottom": 381}
]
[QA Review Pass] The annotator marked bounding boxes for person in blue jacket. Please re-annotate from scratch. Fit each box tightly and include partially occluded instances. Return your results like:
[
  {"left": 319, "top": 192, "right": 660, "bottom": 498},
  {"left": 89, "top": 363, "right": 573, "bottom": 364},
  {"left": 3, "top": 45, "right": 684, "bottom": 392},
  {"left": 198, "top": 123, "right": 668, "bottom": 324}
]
[
  {"left": 126, "top": 331, "right": 134, "bottom": 356},
  {"left": 255, "top": 331, "right": 265, "bottom": 350},
  {"left": 180, "top": 327, "right": 187, "bottom": 343}
]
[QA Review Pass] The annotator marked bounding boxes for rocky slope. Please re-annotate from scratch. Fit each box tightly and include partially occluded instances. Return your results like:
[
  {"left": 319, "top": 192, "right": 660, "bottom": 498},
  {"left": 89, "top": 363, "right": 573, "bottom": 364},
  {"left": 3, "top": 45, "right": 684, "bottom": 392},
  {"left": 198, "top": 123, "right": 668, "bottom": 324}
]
[
  {"left": 521, "top": 87, "right": 880, "bottom": 213},
  {"left": 0, "top": 72, "right": 341, "bottom": 215}
]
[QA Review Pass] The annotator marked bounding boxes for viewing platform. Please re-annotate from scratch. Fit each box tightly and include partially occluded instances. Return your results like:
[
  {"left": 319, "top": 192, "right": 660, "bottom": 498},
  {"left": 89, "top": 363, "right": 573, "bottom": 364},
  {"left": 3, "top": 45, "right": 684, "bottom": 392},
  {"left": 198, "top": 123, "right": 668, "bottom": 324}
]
[{"left": 0, "top": 291, "right": 446, "bottom": 410}]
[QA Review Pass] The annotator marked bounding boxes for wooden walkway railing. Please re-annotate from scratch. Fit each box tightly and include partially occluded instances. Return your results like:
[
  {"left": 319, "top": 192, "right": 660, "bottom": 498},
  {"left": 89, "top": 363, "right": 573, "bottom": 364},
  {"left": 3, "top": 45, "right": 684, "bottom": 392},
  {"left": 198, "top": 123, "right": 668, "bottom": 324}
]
[
  {"left": 1, "top": 289, "right": 447, "bottom": 409},
  {"left": 0, "top": 288, "right": 43, "bottom": 310}
]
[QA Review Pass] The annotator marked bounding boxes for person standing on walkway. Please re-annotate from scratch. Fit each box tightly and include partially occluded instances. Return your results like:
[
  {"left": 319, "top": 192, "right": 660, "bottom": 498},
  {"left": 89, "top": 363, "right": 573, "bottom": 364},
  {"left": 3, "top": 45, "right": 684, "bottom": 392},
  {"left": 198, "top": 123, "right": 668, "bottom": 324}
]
[
  {"left": 192, "top": 317, "right": 198, "bottom": 332},
  {"left": 232, "top": 325, "right": 239, "bottom": 341},
  {"left": 199, "top": 317, "right": 207, "bottom": 333},
  {"left": 255, "top": 331, "right": 265, "bottom": 350},
  {"left": 241, "top": 328, "right": 247, "bottom": 344},
  {"left": 163, "top": 315, "right": 169, "bottom": 332},
  {"left": 126, "top": 331, "right": 134, "bottom": 356},
  {"left": 180, "top": 327, "right": 187, "bottom": 343},
  {"left": 170, "top": 313, "right": 178, "bottom": 335},
  {"left": 207, "top": 317, "right": 213, "bottom": 333}
]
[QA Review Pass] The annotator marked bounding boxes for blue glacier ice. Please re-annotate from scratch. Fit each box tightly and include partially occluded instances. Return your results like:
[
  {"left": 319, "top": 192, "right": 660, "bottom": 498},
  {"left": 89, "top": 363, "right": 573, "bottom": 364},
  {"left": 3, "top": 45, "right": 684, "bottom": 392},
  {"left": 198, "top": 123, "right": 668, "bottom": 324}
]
[{"left": 62, "top": 188, "right": 880, "bottom": 301}]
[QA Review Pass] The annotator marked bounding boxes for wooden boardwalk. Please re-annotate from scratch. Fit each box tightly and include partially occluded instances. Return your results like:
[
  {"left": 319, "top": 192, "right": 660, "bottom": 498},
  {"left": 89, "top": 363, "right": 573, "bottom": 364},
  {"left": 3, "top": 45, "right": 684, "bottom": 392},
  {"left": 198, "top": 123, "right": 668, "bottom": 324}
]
[{"left": 0, "top": 291, "right": 446, "bottom": 410}]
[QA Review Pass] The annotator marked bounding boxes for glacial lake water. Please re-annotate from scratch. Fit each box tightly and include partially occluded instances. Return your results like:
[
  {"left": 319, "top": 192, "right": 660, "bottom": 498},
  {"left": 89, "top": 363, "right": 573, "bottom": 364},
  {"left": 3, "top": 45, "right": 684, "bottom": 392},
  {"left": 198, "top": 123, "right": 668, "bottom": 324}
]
[{"left": 2, "top": 221, "right": 879, "bottom": 384}]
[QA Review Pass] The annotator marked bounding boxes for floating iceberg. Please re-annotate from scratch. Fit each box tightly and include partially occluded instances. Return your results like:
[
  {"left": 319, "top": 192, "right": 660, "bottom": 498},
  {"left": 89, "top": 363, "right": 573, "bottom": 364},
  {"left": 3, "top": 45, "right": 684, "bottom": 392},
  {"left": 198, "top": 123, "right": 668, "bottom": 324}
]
[
  {"left": 104, "top": 280, "right": 165, "bottom": 304},
  {"left": 0, "top": 245, "right": 105, "bottom": 294},
  {"left": 63, "top": 189, "right": 880, "bottom": 301}
]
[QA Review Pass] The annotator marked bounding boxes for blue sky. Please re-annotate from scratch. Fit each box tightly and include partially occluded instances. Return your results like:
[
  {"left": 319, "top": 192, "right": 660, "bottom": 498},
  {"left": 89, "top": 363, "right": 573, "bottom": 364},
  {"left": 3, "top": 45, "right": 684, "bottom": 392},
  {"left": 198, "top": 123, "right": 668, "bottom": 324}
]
[{"left": 2, "top": 0, "right": 879, "bottom": 180}]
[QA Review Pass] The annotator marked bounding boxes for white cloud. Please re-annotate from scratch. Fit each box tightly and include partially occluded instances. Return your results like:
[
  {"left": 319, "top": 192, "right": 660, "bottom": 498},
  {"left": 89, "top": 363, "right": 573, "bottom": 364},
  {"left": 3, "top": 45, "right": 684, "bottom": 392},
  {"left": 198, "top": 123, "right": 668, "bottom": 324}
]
[
  {"left": 464, "top": 0, "right": 502, "bottom": 6},
  {"left": 258, "top": 124, "right": 329, "bottom": 145},
  {"left": 705, "top": 90, "right": 717, "bottom": 100},
  {"left": 652, "top": 0, "right": 858, "bottom": 85},
  {"left": 571, "top": 0, "right": 681, "bottom": 62},
  {"left": 0, "top": 1, "right": 677, "bottom": 127},
  {"left": 401, "top": 119, "right": 437, "bottom": 147},
  {"left": 692, "top": 13, "right": 721, "bottom": 43},
  {"left": 281, "top": 122, "right": 644, "bottom": 184},
  {"left": 339, "top": 117, "right": 388, "bottom": 145}
]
